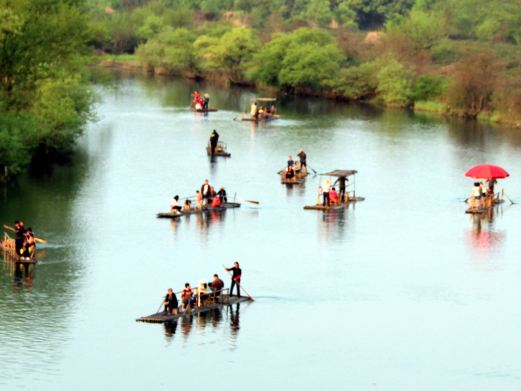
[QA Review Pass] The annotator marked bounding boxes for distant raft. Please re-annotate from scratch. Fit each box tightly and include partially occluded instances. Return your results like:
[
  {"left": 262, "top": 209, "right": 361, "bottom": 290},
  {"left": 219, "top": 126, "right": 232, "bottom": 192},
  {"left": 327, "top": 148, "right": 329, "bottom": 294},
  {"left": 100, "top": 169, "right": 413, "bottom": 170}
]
[
  {"left": 207, "top": 141, "right": 231, "bottom": 157},
  {"left": 280, "top": 166, "right": 308, "bottom": 185},
  {"left": 193, "top": 108, "right": 218, "bottom": 113},
  {"left": 157, "top": 202, "right": 241, "bottom": 219},
  {"left": 137, "top": 295, "right": 252, "bottom": 324},
  {"left": 242, "top": 114, "right": 280, "bottom": 122},
  {"left": 304, "top": 169, "right": 365, "bottom": 211}
]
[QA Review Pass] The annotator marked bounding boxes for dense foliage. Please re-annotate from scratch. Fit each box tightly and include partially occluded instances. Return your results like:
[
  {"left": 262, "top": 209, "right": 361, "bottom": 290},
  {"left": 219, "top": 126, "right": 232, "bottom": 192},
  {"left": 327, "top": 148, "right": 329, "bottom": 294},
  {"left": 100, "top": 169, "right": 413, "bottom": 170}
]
[
  {"left": 0, "top": 0, "right": 94, "bottom": 183},
  {"left": 87, "top": 0, "right": 521, "bottom": 125},
  {"left": 4, "top": 0, "right": 521, "bottom": 183}
]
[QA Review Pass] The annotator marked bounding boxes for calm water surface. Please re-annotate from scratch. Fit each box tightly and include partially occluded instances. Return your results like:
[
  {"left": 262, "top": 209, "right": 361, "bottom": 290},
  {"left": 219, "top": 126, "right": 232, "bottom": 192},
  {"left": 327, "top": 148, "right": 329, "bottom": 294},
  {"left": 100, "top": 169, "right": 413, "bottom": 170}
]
[{"left": 1, "top": 74, "right": 521, "bottom": 390}]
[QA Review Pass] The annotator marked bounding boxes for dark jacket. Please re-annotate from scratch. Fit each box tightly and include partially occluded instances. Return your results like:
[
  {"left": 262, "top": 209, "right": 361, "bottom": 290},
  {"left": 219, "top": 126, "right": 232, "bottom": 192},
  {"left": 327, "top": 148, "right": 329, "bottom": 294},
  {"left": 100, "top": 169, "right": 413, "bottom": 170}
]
[
  {"left": 229, "top": 267, "right": 242, "bottom": 281},
  {"left": 165, "top": 292, "right": 178, "bottom": 307},
  {"left": 211, "top": 278, "right": 224, "bottom": 291},
  {"left": 210, "top": 131, "right": 219, "bottom": 146}
]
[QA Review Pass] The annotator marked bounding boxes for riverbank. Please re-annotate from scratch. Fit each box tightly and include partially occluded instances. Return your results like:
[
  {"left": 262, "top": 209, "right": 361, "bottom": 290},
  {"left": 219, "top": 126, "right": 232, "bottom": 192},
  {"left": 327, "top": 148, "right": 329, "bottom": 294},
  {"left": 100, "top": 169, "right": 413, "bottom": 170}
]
[{"left": 91, "top": 54, "right": 521, "bottom": 129}]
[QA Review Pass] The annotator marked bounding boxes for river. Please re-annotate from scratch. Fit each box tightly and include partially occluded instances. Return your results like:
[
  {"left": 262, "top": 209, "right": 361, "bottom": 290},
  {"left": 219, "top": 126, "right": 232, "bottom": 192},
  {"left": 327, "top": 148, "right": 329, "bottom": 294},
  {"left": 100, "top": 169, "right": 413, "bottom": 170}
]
[{"left": 1, "top": 73, "right": 521, "bottom": 390}]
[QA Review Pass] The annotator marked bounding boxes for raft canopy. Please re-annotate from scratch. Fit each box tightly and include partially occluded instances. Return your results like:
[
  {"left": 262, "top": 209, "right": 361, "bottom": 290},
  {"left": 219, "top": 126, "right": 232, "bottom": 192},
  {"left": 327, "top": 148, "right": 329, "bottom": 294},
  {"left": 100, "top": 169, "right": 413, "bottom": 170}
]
[
  {"left": 321, "top": 170, "right": 358, "bottom": 177},
  {"left": 255, "top": 98, "right": 277, "bottom": 102}
]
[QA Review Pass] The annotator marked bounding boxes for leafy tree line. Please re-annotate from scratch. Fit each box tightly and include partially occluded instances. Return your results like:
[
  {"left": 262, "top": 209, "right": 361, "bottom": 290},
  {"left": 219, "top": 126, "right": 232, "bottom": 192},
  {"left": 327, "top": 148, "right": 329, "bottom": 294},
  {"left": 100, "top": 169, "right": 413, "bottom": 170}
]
[
  {"left": 0, "top": 0, "right": 95, "bottom": 183},
  {"left": 90, "top": 0, "right": 521, "bottom": 124}
]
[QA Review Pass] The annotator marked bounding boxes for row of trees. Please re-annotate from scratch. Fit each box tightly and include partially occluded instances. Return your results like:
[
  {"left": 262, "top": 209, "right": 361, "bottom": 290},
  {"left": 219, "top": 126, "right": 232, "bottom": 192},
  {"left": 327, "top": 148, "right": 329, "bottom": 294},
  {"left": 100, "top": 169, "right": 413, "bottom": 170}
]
[
  {"left": 94, "top": 0, "right": 519, "bottom": 122},
  {"left": 0, "top": 0, "right": 95, "bottom": 183},
  {"left": 3, "top": 0, "right": 521, "bottom": 182}
]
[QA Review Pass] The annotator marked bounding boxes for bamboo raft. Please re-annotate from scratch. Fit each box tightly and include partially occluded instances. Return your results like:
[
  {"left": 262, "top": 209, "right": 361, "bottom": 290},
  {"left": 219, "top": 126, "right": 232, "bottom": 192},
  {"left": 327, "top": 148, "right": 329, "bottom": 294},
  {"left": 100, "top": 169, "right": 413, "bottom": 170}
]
[
  {"left": 157, "top": 202, "right": 241, "bottom": 219},
  {"left": 465, "top": 197, "right": 503, "bottom": 214},
  {"left": 1, "top": 233, "right": 38, "bottom": 276},
  {"left": 137, "top": 295, "right": 252, "bottom": 323},
  {"left": 206, "top": 141, "right": 231, "bottom": 157},
  {"left": 280, "top": 166, "right": 308, "bottom": 185},
  {"left": 242, "top": 114, "right": 280, "bottom": 122},
  {"left": 303, "top": 204, "right": 345, "bottom": 211},
  {"left": 193, "top": 108, "right": 218, "bottom": 113}
]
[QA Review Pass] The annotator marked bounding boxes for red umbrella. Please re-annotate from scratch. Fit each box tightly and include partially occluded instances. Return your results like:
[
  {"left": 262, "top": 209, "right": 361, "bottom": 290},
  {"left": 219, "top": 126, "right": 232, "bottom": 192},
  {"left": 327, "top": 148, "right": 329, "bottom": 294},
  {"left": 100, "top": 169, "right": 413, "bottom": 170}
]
[{"left": 465, "top": 164, "right": 509, "bottom": 180}]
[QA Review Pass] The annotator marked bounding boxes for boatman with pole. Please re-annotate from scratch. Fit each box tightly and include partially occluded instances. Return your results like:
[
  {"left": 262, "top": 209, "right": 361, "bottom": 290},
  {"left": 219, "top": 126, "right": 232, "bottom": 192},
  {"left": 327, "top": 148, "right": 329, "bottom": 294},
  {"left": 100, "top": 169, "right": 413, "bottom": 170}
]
[
  {"left": 209, "top": 130, "right": 219, "bottom": 155},
  {"left": 225, "top": 262, "right": 242, "bottom": 297},
  {"left": 334, "top": 176, "right": 348, "bottom": 203},
  {"left": 297, "top": 149, "right": 307, "bottom": 170}
]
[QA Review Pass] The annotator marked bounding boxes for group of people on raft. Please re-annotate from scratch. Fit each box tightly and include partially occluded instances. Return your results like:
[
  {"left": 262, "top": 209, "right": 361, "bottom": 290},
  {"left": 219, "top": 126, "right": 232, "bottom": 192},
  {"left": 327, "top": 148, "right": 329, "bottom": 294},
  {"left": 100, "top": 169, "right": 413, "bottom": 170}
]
[
  {"left": 317, "top": 177, "right": 349, "bottom": 206},
  {"left": 283, "top": 149, "right": 307, "bottom": 179},
  {"left": 468, "top": 180, "right": 499, "bottom": 211},
  {"left": 170, "top": 179, "right": 228, "bottom": 215},
  {"left": 192, "top": 90, "right": 210, "bottom": 111},
  {"left": 163, "top": 262, "right": 242, "bottom": 315},
  {"left": 13, "top": 220, "right": 36, "bottom": 260},
  {"left": 249, "top": 101, "right": 277, "bottom": 120}
]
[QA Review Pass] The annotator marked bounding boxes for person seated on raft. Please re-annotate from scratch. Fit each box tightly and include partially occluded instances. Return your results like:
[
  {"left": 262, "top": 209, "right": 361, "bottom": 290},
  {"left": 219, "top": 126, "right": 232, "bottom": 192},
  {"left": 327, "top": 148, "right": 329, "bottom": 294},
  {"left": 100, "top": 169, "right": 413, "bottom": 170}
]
[
  {"left": 329, "top": 187, "right": 339, "bottom": 205},
  {"left": 250, "top": 101, "right": 258, "bottom": 119},
  {"left": 211, "top": 195, "right": 221, "bottom": 208},
  {"left": 181, "top": 283, "right": 193, "bottom": 311},
  {"left": 194, "top": 282, "right": 209, "bottom": 307},
  {"left": 164, "top": 288, "right": 179, "bottom": 315},
  {"left": 217, "top": 187, "right": 227, "bottom": 204},
  {"left": 195, "top": 190, "right": 203, "bottom": 210},
  {"left": 207, "top": 186, "right": 216, "bottom": 205},
  {"left": 22, "top": 229, "right": 36, "bottom": 260},
  {"left": 209, "top": 274, "right": 224, "bottom": 298},
  {"left": 193, "top": 90, "right": 204, "bottom": 110},
  {"left": 293, "top": 160, "right": 301, "bottom": 174},
  {"left": 285, "top": 165, "right": 295, "bottom": 179},
  {"left": 258, "top": 106, "right": 265, "bottom": 119},
  {"left": 470, "top": 182, "right": 482, "bottom": 209},
  {"left": 182, "top": 199, "right": 192, "bottom": 212},
  {"left": 170, "top": 195, "right": 182, "bottom": 214}
]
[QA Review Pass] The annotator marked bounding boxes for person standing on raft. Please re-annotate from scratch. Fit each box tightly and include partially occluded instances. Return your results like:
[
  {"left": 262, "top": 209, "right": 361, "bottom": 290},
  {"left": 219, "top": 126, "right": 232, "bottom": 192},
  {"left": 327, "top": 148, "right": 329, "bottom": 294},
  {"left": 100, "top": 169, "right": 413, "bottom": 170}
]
[
  {"left": 297, "top": 149, "right": 307, "bottom": 170},
  {"left": 209, "top": 130, "right": 219, "bottom": 155},
  {"left": 225, "top": 262, "right": 242, "bottom": 297},
  {"left": 334, "top": 176, "right": 348, "bottom": 203},
  {"left": 14, "top": 221, "right": 26, "bottom": 257},
  {"left": 203, "top": 93, "right": 210, "bottom": 112}
]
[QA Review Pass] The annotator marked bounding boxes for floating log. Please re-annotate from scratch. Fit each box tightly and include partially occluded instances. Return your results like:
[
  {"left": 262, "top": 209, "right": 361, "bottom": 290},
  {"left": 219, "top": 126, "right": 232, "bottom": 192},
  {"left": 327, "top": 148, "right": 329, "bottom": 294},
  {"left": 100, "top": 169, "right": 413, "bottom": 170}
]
[{"left": 137, "top": 295, "right": 252, "bottom": 324}]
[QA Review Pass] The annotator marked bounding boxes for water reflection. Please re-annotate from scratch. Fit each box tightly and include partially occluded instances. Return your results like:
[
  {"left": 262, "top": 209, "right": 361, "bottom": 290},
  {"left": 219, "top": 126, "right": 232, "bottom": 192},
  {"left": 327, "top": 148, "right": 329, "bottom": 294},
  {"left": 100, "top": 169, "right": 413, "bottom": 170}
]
[
  {"left": 162, "top": 303, "right": 243, "bottom": 348},
  {"left": 319, "top": 210, "right": 348, "bottom": 243},
  {"left": 467, "top": 207, "right": 506, "bottom": 253},
  {"left": 285, "top": 182, "right": 307, "bottom": 198}
]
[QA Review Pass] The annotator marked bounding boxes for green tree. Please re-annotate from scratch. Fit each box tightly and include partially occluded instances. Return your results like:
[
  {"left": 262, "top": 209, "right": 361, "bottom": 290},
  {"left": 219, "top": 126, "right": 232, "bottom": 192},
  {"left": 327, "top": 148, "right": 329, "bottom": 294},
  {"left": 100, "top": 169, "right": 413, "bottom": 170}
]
[
  {"left": 305, "top": 0, "right": 333, "bottom": 26},
  {"left": 386, "top": 9, "right": 446, "bottom": 50},
  {"left": 0, "top": 0, "right": 94, "bottom": 181},
  {"left": 195, "top": 28, "right": 258, "bottom": 83},
  {"left": 334, "top": 62, "right": 378, "bottom": 100},
  {"left": 248, "top": 28, "right": 344, "bottom": 90},
  {"left": 376, "top": 58, "right": 413, "bottom": 107},
  {"left": 137, "top": 27, "right": 197, "bottom": 73}
]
